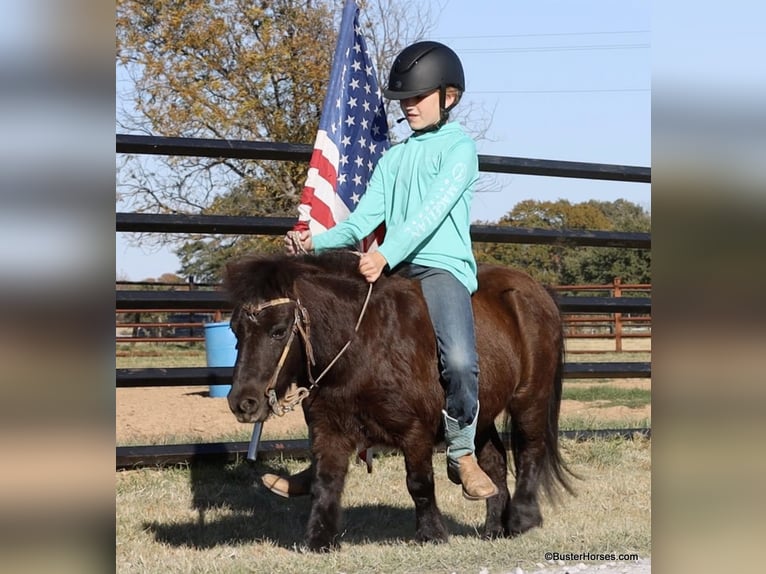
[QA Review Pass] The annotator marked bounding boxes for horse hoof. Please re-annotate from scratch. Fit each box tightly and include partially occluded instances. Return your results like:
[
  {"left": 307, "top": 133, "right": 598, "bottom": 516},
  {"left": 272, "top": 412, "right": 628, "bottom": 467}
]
[
  {"left": 415, "top": 534, "right": 448, "bottom": 545},
  {"left": 307, "top": 540, "right": 338, "bottom": 553},
  {"left": 415, "top": 527, "right": 449, "bottom": 545},
  {"left": 307, "top": 534, "right": 340, "bottom": 553},
  {"left": 482, "top": 528, "right": 505, "bottom": 540},
  {"left": 508, "top": 513, "right": 543, "bottom": 537}
]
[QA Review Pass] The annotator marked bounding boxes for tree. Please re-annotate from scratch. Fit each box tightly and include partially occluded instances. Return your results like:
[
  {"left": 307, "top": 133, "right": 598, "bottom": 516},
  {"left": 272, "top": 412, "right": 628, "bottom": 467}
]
[
  {"left": 561, "top": 199, "right": 651, "bottom": 285},
  {"left": 116, "top": 0, "right": 446, "bottom": 281},
  {"left": 117, "top": 0, "right": 337, "bottom": 206},
  {"left": 472, "top": 199, "right": 650, "bottom": 286}
]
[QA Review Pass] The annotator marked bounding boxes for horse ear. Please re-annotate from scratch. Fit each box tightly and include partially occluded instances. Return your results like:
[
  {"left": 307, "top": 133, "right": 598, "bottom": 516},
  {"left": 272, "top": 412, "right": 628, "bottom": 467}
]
[
  {"left": 222, "top": 259, "right": 241, "bottom": 289},
  {"left": 223, "top": 260, "right": 235, "bottom": 278},
  {"left": 222, "top": 256, "right": 259, "bottom": 301}
]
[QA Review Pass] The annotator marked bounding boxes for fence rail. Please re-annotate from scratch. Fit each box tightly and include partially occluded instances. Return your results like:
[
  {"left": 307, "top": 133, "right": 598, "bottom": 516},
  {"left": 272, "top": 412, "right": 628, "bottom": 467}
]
[
  {"left": 117, "top": 134, "right": 652, "bottom": 183},
  {"left": 116, "top": 361, "right": 650, "bottom": 390},
  {"left": 116, "top": 212, "right": 650, "bottom": 249},
  {"left": 117, "top": 428, "right": 652, "bottom": 470},
  {"left": 115, "top": 289, "right": 650, "bottom": 314}
]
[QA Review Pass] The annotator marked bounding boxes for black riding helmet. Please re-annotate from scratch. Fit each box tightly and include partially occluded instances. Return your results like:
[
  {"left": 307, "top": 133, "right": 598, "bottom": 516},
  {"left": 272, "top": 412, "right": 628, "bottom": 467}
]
[{"left": 384, "top": 41, "right": 464, "bottom": 130}]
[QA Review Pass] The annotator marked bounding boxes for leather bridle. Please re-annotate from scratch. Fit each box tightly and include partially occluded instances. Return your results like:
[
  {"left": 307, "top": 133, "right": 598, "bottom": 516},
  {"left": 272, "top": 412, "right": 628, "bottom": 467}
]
[{"left": 239, "top": 283, "right": 373, "bottom": 416}]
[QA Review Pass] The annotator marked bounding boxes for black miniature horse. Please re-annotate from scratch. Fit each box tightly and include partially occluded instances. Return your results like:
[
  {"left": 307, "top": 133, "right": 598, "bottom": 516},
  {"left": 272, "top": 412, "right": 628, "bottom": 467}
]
[{"left": 225, "top": 250, "right": 574, "bottom": 551}]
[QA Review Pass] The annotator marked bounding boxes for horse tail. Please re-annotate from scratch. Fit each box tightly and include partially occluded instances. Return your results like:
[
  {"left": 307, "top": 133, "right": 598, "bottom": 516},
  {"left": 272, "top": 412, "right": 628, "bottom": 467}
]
[
  {"left": 504, "top": 286, "right": 579, "bottom": 505},
  {"left": 539, "top": 334, "right": 579, "bottom": 503}
]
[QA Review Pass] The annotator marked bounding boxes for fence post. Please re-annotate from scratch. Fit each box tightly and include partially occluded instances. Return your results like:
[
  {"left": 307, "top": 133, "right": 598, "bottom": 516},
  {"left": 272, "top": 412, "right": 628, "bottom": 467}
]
[
  {"left": 613, "top": 277, "right": 623, "bottom": 352},
  {"left": 187, "top": 276, "right": 195, "bottom": 338}
]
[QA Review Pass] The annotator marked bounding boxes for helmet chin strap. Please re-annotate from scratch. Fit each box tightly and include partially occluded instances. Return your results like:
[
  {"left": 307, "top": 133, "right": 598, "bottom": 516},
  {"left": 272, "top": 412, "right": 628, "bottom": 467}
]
[
  {"left": 413, "top": 86, "right": 454, "bottom": 135},
  {"left": 413, "top": 121, "right": 443, "bottom": 135}
]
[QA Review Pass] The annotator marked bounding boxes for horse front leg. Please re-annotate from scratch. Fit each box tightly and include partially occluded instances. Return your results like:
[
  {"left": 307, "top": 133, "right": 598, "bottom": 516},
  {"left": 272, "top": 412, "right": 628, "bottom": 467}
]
[
  {"left": 403, "top": 441, "right": 448, "bottom": 544},
  {"left": 305, "top": 435, "right": 352, "bottom": 552}
]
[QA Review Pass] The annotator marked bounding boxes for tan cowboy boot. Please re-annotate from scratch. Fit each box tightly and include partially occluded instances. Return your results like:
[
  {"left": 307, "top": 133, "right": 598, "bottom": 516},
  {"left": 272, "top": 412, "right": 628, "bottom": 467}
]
[
  {"left": 447, "top": 453, "right": 499, "bottom": 500},
  {"left": 443, "top": 407, "right": 499, "bottom": 501},
  {"left": 261, "top": 465, "right": 312, "bottom": 498}
]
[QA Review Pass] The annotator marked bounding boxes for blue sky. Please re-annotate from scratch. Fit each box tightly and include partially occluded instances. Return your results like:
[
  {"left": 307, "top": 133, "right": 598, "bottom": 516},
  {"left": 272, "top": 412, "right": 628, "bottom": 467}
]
[
  {"left": 116, "top": 0, "right": 651, "bottom": 280},
  {"left": 430, "top": 0, "right": 650, "bottom": 220}
]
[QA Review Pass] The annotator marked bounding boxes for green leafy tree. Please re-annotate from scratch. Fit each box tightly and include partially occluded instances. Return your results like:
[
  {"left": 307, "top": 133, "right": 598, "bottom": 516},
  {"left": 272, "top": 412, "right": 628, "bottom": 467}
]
[
  {"left": 561, "top": 199, "right": 651, "bottom": 285},
  {"left": 473, "top": 199, "right": 650, "bottom": 286}
]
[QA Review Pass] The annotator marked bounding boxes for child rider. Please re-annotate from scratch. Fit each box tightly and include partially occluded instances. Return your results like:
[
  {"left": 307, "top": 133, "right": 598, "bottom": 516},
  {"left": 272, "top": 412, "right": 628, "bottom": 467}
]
[{"left": 270, "top": 40, "right": 498, "bottom": 501}]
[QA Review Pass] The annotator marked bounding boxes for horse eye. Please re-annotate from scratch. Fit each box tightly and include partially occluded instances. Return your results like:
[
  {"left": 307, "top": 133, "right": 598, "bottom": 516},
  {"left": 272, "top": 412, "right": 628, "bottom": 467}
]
[{"left": 270, "top": 326, "right": 288, "bottom": 340}]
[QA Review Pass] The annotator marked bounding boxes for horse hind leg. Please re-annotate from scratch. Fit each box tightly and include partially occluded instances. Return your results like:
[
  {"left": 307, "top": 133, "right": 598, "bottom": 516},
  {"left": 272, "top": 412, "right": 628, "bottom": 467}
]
[
  {"left": 402, "top": 440, "right": 449, "bottom": 544},
  {"left": 506, "top": 350, "right": 575, "bottom": 536},
  {"left": 475, "top": 423, "right": 512, "bottom": 538},
  {"left": 506, "top": 412, "right": 546, "bottom": 536}
]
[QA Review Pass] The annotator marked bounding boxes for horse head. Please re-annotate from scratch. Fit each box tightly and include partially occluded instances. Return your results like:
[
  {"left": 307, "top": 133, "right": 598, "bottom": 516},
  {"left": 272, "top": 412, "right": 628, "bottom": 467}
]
[{"left": 224, "top": 255, "right": 315, "bottom": 423}]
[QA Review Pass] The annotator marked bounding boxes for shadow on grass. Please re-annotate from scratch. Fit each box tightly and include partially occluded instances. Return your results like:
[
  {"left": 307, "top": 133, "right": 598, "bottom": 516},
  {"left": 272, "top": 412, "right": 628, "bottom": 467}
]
[{"left": 144, "top": 460, "right": 480, "bottom": 550}]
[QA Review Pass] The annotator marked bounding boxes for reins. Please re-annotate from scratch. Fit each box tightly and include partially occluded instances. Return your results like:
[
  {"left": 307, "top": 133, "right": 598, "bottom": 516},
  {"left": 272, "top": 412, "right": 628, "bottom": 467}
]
[
  {"left": 311, "top": 281, "right": 372, "bottom": 384},
  {"left": 241, "top": 279, "right": 373, "bottom": 416},
  {"left": 286, "top": 230, "right": 309, "bottom": 255}
]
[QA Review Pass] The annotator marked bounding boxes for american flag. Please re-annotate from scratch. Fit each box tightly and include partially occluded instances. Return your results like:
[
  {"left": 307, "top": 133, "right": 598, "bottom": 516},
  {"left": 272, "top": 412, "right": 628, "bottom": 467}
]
[{"left": 294, "top": 0, "right": 389, "bottom": 249}]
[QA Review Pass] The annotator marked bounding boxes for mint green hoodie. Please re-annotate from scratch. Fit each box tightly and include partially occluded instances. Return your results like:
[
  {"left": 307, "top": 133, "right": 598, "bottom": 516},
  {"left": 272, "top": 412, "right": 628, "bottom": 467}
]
[{"left": 312, "top": 122, "right": 479, "bottom": 293}]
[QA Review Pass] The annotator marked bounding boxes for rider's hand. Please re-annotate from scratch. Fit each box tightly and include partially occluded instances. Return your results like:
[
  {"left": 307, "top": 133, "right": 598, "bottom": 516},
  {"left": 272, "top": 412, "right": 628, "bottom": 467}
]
[
  {"left": 358, "top": 251, "right": 387, "bottom": 283},
  {"left": 284, "top": 230, "right": 313, "bottom": 254}
]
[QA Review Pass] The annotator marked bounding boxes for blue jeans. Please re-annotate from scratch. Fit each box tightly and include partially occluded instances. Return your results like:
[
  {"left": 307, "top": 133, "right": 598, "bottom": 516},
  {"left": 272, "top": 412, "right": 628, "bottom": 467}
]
[{"left": 394, "top": 264, "right": 479, "bottom": 427}]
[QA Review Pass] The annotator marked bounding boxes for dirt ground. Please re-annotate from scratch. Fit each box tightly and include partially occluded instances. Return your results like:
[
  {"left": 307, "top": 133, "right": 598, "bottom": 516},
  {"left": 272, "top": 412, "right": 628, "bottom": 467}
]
[
  {"left": 116, "top": 385, "right": 307, "bottom": 444},
  {"left": 116, "top": 379, "right": 650, "bottom": 445}
]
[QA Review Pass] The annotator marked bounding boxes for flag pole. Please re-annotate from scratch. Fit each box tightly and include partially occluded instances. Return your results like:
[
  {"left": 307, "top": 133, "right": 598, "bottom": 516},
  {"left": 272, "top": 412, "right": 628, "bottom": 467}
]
[{"left": 248, "top": 1, "right": 363, "bottom": 463}]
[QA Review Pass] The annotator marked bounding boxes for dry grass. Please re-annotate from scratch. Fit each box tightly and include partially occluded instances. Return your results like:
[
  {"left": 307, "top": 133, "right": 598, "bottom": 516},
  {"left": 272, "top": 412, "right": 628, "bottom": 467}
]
[
  {"left": 116, "top": 338, "right": 650, "bottom": 571},
  {"left": 116, "top": 437, "right": 650, "bottom": 573},
  {"left": 562, "top": 386, "right": 650, "bottom": 408},
  {"left": 116, "top": 343, "right": 207, "bottom": 368}
]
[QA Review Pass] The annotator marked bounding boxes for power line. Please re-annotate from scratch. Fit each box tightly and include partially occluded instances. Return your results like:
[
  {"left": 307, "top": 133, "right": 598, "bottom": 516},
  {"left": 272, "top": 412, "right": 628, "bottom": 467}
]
[
  {"left": 469, "top": 88, "right": 649, "bottom": 95},
  {"left": 438, "top": 30, "right": 650, "bottom": 41},
  {"left": 458, "top": 43, "right": 649, "bottom": 55}
]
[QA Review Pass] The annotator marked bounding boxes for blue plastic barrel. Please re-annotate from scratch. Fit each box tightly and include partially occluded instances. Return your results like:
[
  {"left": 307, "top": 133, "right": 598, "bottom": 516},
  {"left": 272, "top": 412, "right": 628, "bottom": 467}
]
[{"left": 203, "top": 321, "right": 237, "bottom": 398}]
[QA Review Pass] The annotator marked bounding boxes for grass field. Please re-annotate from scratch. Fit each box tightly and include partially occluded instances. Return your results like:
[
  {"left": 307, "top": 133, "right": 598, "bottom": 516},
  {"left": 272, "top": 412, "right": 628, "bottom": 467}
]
[
  {"left": 116, "top": 437, "right": 650, "bottom": 573},
  {"left": 116, "top": 339, "right": 650, "bottom": 571}
]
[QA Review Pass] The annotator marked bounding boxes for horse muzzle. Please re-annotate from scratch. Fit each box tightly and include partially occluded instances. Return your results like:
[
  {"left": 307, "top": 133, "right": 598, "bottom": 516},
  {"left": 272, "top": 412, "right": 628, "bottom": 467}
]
[{"left": 228, "top": 389, "right": 270, "bottom": 423}]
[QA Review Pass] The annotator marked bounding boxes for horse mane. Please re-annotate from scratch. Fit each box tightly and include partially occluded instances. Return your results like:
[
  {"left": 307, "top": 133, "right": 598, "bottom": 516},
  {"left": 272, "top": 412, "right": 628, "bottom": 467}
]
[{"left": 224, "top": 250, "right": 368, "bottom": 305}]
